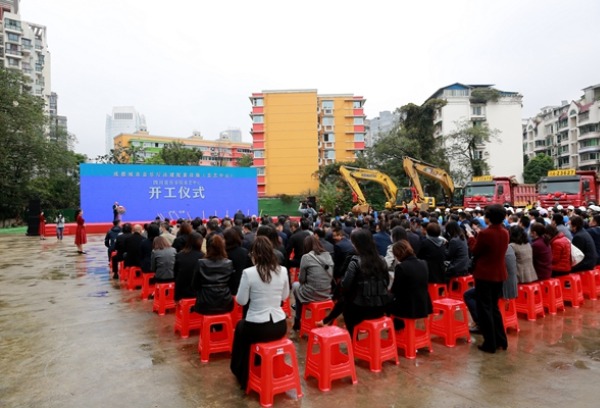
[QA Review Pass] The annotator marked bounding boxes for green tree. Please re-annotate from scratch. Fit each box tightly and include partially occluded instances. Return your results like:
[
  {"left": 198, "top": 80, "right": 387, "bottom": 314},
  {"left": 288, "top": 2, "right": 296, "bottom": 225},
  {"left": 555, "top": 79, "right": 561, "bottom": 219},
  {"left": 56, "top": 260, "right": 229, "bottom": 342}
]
[
  {"left": 0, "top": 68, "right": 47, "bottom": 222},
  {"left": 159, "top": 141, "right": 203, "bottom": 165},
  {"left": 523, "top": 153, "right": 554, "bottom": 184},
  {"left": 444, "top": 121, "right": 500, "bottom": 185},
  {"left": 95, "top": 141, "right": 147, "bottom": 164},
  {"left": 237, "top": 153, "right": 253, "bottom": 167},
  {"left": 316, "top": 181, "right": 341, "bottom": 214}
]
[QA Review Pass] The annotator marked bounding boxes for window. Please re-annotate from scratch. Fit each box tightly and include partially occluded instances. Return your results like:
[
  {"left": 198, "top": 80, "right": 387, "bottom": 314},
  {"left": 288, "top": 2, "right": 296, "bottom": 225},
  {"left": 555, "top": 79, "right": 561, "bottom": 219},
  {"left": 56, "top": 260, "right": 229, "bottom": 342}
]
[
  {"left": 322, "top": 117, "right": 334, "bottom": 126},
  {"left": 256, "top": 167, "right": 265, "bottom": 176},
  {"left": 353, "top": 101, "right": 363, "bottom": 109},
  {"left": 471, "top": 106, "right": 484, "bottom": 116},
  {"left": 252, "top": 115, "right": 264, "bottom": 124},
  {"left": 322, "top": 100, "right": 334, "bottom": 109},
  {"left": 580, "top": 138, "right": 600, "bottom": 148},
  {"left": 252, "top": 98, "right": 263, "bottom": 107},
  {"left": 354, "top": 133, "right": 365, "bottom": 142},
  {"left": 325, "top": 150, "right": 336, "bottom": 159},
  {"left": 254, "top": 150, "right": 264, "bottom": 158},
  {"left": 353, "top": 117, "right": 364, "bottom": 125},
  {"left": 444, "top": 89, "right": 469, "bottom": 97},
  {"left": 474, "top": 150, "right": 484, "bottom": 160},
  {"left": 7, "top": 33, "right": 20, "bottom": 42},
  {"left": 323, "top": 132, "right": 335, "bottom": 142}
]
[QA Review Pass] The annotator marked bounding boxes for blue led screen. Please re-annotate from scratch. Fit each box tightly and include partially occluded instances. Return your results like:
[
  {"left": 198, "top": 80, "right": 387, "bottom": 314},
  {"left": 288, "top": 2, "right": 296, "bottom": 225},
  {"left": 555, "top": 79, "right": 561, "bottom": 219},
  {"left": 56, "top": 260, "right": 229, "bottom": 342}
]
[{"left": 80, "top": 164, "right": 258, "bottom": 223}]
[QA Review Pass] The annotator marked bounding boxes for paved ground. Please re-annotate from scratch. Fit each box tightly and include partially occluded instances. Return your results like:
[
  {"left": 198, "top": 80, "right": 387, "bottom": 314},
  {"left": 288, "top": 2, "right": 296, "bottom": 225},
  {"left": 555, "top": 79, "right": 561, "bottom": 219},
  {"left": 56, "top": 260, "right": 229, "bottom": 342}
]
[{"left": 1, "top": 234, "right": 600, "bottom": 408}]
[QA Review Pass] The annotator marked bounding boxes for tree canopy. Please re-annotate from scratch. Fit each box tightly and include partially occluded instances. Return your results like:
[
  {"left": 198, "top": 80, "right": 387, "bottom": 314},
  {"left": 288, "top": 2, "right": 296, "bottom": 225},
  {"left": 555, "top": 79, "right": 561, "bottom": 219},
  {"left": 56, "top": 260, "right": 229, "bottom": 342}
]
[{"left": 523, "top": 153, "right": 554, "bottom": 184}]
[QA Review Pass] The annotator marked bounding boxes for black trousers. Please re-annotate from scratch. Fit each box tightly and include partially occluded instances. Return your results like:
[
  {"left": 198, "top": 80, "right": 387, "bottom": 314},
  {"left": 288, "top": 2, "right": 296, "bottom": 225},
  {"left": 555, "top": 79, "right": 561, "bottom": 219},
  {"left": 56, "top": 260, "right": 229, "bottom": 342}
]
[
  {"left": 230, "top": 318, "right": 287, "bottom": 389},
  {"left": 475, "top": 279, "right": 507, "bottom": 351}
]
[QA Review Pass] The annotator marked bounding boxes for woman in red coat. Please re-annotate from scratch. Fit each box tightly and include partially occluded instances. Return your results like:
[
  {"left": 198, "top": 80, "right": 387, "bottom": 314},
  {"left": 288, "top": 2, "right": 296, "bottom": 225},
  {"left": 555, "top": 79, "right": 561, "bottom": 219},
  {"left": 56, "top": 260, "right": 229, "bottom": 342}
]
[
  {"left": 546, "top": 224, "right": 571, "bottom": 276},
  {"left": 74, "top": 209, "right": 87, "bottom": 254},
  {"left": 39, "top": 212, "right": 46, "bottom": 240}
]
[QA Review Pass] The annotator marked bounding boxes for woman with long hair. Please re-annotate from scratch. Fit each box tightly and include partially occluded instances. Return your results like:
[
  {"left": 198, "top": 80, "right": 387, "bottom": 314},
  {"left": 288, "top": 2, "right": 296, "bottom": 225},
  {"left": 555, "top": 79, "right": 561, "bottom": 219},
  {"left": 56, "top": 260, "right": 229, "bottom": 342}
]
[
  {"left": 341, "top": 229, "right": 392, "bottom": 337},
  {"left": 509, "top": 225, "right": 537, "bottom": 283},
  {"left": 74, "top": 209, "right": 87, "bottom": 254},
  {"left": 224, "top": 227, "right": 251, "bottom": 296},
  {"left": 291, "top": 235, "right": 333, "bottom": 332},
  {"left": 192, "top": 235, "right": 234, "bottom": 314},
  {"left": 174, "top": 232, "right": 204, "bottom": 301},
  {"left": 230, "top": 236, "right": 289, "bottom": 390}
]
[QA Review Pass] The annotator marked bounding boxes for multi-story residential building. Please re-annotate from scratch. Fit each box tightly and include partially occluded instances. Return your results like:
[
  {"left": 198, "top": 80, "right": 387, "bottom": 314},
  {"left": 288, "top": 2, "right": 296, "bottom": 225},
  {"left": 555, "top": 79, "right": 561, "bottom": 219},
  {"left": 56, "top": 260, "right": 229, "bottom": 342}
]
[
  {"left": 105, "top": 106, "right": 147, "bottom": 154},
  {"left": 366, "top": 110, "right": 400, "bottom": 147},
  {"left": 219, "top": 128, "right": 242, "bottom": 142},
  {"left": 427, "top": 83, "right": 524, "bottom": 183},
  {"left": 249, "top": 89, "right": 366, "bottom": 197},
  {"left": 523, "top": 84, "right": 600, "bottom": 171},
  {"left": 113, "top": 131, "right": 252, "bottom": 167},
  {"left": 1, "top": 0, "right": 52, "bottom": 111}
]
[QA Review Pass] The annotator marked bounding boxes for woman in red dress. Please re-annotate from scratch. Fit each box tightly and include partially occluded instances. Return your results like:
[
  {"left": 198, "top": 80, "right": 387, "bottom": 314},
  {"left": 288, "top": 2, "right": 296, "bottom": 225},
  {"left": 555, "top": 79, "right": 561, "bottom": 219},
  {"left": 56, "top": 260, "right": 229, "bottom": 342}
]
[
  {"left": 39, "top": 212, "right": 46, "bottom": 240},
  {"left": 75, "top": 209, "right": 87, "bottom": 254}
]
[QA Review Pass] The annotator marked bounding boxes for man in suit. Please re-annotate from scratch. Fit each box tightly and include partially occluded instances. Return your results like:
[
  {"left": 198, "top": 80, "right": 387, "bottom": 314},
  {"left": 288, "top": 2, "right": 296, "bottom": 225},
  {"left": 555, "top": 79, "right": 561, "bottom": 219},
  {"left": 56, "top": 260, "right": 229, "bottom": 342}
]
[
  {"left": 466, "top": 204, "right": 509, "bottom": 353},
  {"left": 123, "top": 224, "right": 145, "bottom": 268},
  {"left": 113, "top": 223, "right": 132, "bottom": 279},
  {"left": 332, "top": 227, "right": 355, "bottom": 280},
  {"left": 286, "top": 219, "right": 312, "bottom": 268}
]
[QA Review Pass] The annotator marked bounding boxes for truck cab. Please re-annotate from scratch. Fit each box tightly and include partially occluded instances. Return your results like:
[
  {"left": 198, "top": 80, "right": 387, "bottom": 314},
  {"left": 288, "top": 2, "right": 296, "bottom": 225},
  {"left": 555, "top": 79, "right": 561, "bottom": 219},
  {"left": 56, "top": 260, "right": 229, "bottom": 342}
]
[
  {"left": 463, "top": 176, "right": 512, "bottom": 208},
  {"left": 538, "top": 169, "right": 599, "bottom": 208}
]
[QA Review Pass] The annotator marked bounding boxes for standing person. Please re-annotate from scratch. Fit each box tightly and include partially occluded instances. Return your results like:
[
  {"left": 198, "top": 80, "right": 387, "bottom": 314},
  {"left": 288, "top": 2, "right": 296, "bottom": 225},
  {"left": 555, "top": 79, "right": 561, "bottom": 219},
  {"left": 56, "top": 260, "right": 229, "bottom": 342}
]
[
  {"left": 55, "top": 213, "right": 65, "bottom": 241},
  {"left": 466, "top": 204, "right": 509, "bottom": 353},
  {"left": 230, "top": 236, "right": 289, "bottom": 390},
  {"left": 38, "top": 212, "right": 46, "bottom": 240},
  {"left": 112, "top": 202, "right": 120, "bottom": 222},
  {"left": 291, "top": 235, "right": 334, "bottom": 333},
  {"left": 74, "top": 209, "right": 87, "bottom": 254},
  {"left": 104, "top": 220, "right": 122, "bottom": 262},
  {"left": 340, "top": 229, "right": 392, "bottom": 337}
]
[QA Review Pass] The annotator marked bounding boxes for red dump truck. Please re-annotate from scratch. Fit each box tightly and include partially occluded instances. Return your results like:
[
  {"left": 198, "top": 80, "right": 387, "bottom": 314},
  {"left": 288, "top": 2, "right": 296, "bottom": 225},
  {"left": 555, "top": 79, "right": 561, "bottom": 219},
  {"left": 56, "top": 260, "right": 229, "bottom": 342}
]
[
  {"left": 538, "top": 169, "right": 600, "bottom": 208},
  {"left": 463, "top": 175, "right": 537, "bottom": 208}
]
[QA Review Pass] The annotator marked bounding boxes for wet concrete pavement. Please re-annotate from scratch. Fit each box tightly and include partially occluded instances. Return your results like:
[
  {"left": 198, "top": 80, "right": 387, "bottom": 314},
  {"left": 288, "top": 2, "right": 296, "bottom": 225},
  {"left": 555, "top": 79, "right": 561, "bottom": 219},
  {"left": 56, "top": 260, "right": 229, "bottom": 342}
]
[{"left": 1, "top": 234, "right": 600, "bottom": 408}]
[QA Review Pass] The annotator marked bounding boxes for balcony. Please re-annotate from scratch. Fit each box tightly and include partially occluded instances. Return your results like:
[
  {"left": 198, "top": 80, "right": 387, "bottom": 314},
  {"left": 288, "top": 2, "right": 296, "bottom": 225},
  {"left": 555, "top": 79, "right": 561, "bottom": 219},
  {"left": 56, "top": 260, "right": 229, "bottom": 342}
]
[
  {"left": 4, "top": 48, "right": 22, "bottom": 58},
  {"left": 4, "top": 24, "right": 22, "bottom": 33}
]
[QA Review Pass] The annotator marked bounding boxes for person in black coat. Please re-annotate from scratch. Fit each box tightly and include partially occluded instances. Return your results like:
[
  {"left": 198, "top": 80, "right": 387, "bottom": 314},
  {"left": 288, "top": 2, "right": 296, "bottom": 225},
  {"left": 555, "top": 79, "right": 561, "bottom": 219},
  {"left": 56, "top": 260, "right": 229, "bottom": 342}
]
[
  {"left": 123, "top": 224, "right": 145, "bottom": 267},
  {"left": 444, "top": 221, "right": 470, "bottom": 278},
  {"left": 141, "top": 224, "right": 161, "bottom": 273},
  {"left": 332, "top": 227, "right": 355, "bottom": 280},
  {"left": 172, "top": 221, "right": 193, "bottom": 253},
  {"left": 388, "top": 240, "right": 433, "bottom": 330},
  {"left": 174, "top": 232, "right": 204, "bottom": 301},
  {"left": 286, "top": 219, "right": 312, "bottom": 268},
  {"left": 224, "top": 228, "right": 252, "bottom": 296},
  {"left": 112, "top": 223, "right": 132, "bottom": 278},
  {"left": 570, "top": 215, "right": 598, "bottom": 272},
  {"left": 417, "top": 222, "right": 447, "bottom": 283}
]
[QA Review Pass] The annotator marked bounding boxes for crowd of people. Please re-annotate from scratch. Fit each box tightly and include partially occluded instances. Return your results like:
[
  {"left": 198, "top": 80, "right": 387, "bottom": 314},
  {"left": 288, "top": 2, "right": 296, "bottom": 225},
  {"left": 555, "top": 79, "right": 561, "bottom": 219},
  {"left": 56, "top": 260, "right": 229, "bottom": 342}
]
[{"left": 101, "top": 202, "right": 600, "bottom": 385}]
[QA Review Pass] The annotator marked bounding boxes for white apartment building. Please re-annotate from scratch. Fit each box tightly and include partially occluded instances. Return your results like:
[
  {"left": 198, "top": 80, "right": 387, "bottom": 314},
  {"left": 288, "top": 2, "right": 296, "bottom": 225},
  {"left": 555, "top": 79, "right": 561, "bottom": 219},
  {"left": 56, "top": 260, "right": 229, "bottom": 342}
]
[
  {"left": 219, "top": 128, "right": 242, "bottom": 142},
  {"left": 523, "top": 84, "right": 600, "bottom": 171},
  {"left": 427, "top": 83, "right": 524, "bottom": 184},
  {"left": 105, "top": 106, "right": 147, "bottom": 154},
  {"left": 1, "top": 0, "right": 52, "bottom": 111}
]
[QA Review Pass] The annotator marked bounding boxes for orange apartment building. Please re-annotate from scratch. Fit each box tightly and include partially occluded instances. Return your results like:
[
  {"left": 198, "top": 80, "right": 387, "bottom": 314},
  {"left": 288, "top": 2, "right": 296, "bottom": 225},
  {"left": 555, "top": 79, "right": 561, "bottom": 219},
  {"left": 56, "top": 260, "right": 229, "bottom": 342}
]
[
  {"left": 113, "top": 132, "right": 252, "bottom": 166},
  {"left": 250, "top": 89, "right": 366, "bottom": 197}
]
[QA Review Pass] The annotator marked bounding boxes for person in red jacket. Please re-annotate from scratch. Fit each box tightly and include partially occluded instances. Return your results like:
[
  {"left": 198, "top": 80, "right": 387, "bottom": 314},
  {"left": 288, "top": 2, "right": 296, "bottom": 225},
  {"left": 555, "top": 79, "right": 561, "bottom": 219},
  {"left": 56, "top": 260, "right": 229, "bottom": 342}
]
[
  {"left": 546, "top": 224, "right": 571, "bottom": 276},
  {"left": 39, "top": 211, "right": 46, "bottom": 240},
  {"left": 467, "top": 204, "right": 509, "bottom": 353}
]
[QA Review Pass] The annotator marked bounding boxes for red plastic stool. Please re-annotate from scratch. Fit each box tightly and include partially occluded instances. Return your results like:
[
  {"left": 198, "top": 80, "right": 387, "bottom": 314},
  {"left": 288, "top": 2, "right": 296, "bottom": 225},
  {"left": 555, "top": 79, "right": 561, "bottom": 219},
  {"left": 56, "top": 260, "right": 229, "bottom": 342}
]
[
  {"left": 352, "top": 316, "right": 399, "bottom": 372},
  {"left": 304, "top": 326, "right": 357, "bottom": 391},
  {"left": 127, "top": 267, "right": 144, "bottom": 291},
  {"left": 152, "top": 282, "right": 176, "bottom": 315},
  {"left": 498, "top": 298, "right": 520, "bottom": 332},
  {"left": 448, "top": 275, "right": 475, "bottom": 301},
  {"left": 231, "top": 297, "right": 244, "bottom": 328},
  {"left": 430, "top": 298, "right": 471, "bottom": 347},
  {"left": 174, "top": 298, "right": 202, "bottom": 338},
  {"left": 289, "top": 267, "right": 300, "bottom": 283},
  {"left": 580, "top": 270, "right": 599, "bottom": 300},
  {"left": 118, "top": 264, "right": 129, "bottom": 284},
  {"left": 540, "top": 278, "right": 565, "bottom": 314},
  {"left": 140, "top": 272, "right": 156, "bottom": 300},
  {"left": 281, "top": 297, "right": 292, "bottom": 318},
  {"left": 246, "top": 338, "right": 303, "bottom": 407},
  {"left": 428, "top": 283, "right": 447, "bottom": 302},
  {"left": 392, "top": 316, "right": 433, "bottom": 359},
  {"left": 558, "top": 274, "right": 584, "bottom": 308},
  {"left": 515, "top": 282, "right": 545, "bottom": 321},
  {"left": 197, "top": 313, "right": 234, "bottom": 363},
  {"left": 300, "top": 300, "right": 334, "bottom": 339}
]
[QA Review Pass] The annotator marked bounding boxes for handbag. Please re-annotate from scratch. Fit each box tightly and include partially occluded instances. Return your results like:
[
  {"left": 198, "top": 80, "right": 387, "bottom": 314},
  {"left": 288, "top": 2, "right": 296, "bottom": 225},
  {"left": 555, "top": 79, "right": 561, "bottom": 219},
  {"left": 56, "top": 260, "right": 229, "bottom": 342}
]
[{"left": 571, "top": 243, "right": 584, "bottom": 266}]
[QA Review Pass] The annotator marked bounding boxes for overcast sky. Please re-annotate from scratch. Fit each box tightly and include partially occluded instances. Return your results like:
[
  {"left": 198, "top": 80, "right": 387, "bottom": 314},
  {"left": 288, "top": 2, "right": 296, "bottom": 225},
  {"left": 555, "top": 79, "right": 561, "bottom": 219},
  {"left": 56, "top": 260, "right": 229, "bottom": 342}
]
[{"left": 20, "top": 0, "right": 600, "bottom": 158}]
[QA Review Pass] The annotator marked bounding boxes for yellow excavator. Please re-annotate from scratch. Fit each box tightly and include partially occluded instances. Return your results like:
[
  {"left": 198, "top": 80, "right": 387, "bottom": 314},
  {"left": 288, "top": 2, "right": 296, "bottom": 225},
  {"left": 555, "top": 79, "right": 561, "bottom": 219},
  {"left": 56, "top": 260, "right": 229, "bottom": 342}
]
[
  {"left": 402, "top": 156, "right": 462, "bottom": 210},
  {"left": 339, "top": 165, "right": 404, "bottom": 214}
]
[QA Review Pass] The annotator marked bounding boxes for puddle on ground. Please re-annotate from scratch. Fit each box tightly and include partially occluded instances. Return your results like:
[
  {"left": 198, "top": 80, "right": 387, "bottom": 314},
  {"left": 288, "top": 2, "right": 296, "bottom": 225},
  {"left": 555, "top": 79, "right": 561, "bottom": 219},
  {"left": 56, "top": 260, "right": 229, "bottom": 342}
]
[{"left": 86, "top": 291, "right": 109, "bottom": 297}]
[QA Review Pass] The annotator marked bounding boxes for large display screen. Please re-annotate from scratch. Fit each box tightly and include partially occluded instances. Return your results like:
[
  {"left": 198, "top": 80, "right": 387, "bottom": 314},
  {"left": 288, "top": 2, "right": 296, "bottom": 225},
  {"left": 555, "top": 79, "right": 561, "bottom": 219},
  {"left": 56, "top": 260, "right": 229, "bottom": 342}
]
[{"left": 80, "top": 164, "right": 258, "bottom": 223}]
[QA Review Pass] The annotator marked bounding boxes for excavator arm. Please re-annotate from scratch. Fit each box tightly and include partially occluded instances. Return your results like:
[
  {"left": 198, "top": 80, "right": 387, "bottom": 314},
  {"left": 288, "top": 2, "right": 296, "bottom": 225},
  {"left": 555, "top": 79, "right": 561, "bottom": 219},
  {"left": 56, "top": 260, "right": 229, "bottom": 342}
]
[
  {"left": 403, "top": 156, "right": 455, "bottom": 209},
  {"left": 339, "top": 165, "right": 400, "bottom": 214}
]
